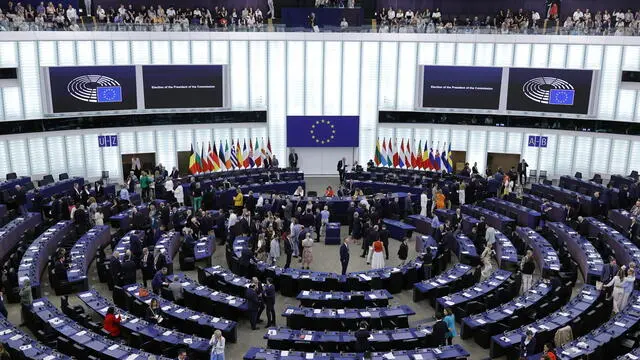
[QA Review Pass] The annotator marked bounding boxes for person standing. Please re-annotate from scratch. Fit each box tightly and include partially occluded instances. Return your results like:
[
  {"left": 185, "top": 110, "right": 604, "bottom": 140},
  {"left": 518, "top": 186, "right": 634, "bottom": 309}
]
[
  {"left": 432, "top": 312, "right": 448, "bottom": 347},
  {"left": 246, "top": 283, "right": 260, "bottom": 330},
  {"left": 517, "top": 158, "right": 529, "bottom": 184},
  {"left": 605, "top": 268, "right": 627, "bottom": 313},
  {"left": 174, "top": 181, "right": 184, "bottom": 207},
  {"left": 13, "top": 185, "right": 27, "bottom": 216},
  {"left": 397, "top": 237, "right": 408, "bottom": 266},
  {"left": 263, "top": 277, "right": 276, "bottom": 327},
  {"left": 301, "top": 233, "right": 314, "bottom": 270},
  {"left": 519, "top": 330, "right": 536, "bottom": 359},
  {"left": 140, "top": 171, "right": 150, "bottom": 202},
  {"left": 337, "top": 157, "right": 347, "bottom": 184},
  {"left": 283, "top": 232, "right": 293, "bottom": 269},
  {"left": 267, "top": 0, "right": 274, "bottom": 19},
  {"left": 520, "top": 250, "right": 535, "bottom": 294},
  {"left": 209, "top": 330, "right": 225, "bottom": 360},
  {"left": 354, "top": 321, "right": 371, "bottom": 356},
  {"left": 371, "top": 238, "right": 385, "bottom": 269},
  {"left": 268, "top": 236, "right": 280, "bottom": 265},
  {"left": 340, "top": 237, "right": 350, "bottom": 275},
  {"left": 443, "top": 308, "right": 457, "bottom": 345},
  {"left": 19, "top": 278, "right": 33, "bottom": 326},
  {"left": 621, "top": 267, "right": 636, "bottom": 309},
  {"left": 192, "top": 182, "right": 203, "bottom": 212},
  {"left": 379, "top": 224, "right": 390, "bottom": 260},
  {"left": 140, "top": 247, "right": 154, "bottom": 288},
  {"left": 420, "top": 190, "right": 428, "bottom": 216},
  {"left": 288, "top": 149, "right": 298, "bottom": 169}
]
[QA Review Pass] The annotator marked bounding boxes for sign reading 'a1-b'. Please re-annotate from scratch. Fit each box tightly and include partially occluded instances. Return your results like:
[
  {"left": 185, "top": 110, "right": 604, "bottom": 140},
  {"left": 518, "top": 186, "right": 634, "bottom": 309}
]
[{"left": 528, "top": 135, "right": 548, "bottom": 148}]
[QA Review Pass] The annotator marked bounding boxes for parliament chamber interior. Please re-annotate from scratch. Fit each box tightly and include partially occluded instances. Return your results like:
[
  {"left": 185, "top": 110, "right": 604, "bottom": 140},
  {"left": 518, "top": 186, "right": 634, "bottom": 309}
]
[{"left": 2, "top": 1, "right": 640, "bottom": 360}]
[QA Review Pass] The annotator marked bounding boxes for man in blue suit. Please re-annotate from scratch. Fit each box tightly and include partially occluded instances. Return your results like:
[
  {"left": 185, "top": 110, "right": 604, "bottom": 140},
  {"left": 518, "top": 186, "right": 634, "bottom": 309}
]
[
  {"left": 519, "top": 329, "right": 536, "bottom": 359},
  {"left": 340, "top": 236, "right": 350, "bottom": 275}
]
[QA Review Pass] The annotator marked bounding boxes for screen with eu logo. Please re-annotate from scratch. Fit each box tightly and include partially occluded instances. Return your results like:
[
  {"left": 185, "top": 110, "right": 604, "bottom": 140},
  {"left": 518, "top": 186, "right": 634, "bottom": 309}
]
[
  {"left": 287, "top": 116, "right": 359, "bottom": 147},
  {"left": 47, "top": 66, "right": 137, "bottom": 113},
  {"left": 506, "top": 68, "right": 594, "bottom": 114}
]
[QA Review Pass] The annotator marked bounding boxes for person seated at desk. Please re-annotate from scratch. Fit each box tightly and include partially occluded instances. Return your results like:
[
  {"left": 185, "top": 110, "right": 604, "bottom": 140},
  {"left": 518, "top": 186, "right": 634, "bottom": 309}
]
[
  {"left": 542, "top": 342, "right": 558, "bottom": 360},
  {"left": 103, "top": 306, "right": 122, "bottom": 337},
  {"left": 366, "top": 159, "right": 374, "bottom": 171},
  {"left": 152, "top": 267, "right": 169, "bottom": 295},
  {"left": 293, "top": 186, "right": 305, "bottom": 197},
  {"left": 324, "top": 186, "right": 335, "bottom": 197},
  {"left": 145, "top": 298, "right": 164, "bottom": 324},
  {"left": 177, "top": 350, "right": 188, "bottom": 360}
]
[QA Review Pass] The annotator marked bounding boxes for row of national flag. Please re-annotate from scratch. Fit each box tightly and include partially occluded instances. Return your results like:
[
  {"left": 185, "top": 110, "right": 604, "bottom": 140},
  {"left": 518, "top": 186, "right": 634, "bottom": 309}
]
[
  {"left": 374, "top": 138, "right": 453, "bottom": 172},
  {"left": 189, "top": 137, "right": 273, "bottom": 175}
]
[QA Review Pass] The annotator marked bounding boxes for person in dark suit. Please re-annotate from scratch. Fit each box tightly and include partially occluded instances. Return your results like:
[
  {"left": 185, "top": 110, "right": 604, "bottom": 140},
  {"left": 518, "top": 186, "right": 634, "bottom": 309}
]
[
  {"left": 0, "top": 287, "right": 7, "bottom": 317},
  {"left": 354, "top": 321, "right": 371, "bottom": 355},
  {"left": 346, "top": 202, "right": 355, "bottom": 234},
  {"left": 263, "top": 277, "right": 276, "bottom": 327},
  {"left": 94, "top": 181, "right": 105, "bottom": 201},
  {"left": 140, "top": 247, "right": 154, "bottom": 288},
  {"left": 246, "top": 283, "right": 260, "bottom": 330},
  {"left": 288, "top": 149, "right": 298, "bottom": 169},
  {"left": 54, "top": 255, "right": 68, "bottom": 282},
  {"left": 519, "top": 330, "right": 536, "bottom": 359},
  {"left": 153, "top": 248, "right": 167, "bottom": 273},
  {"left": 283, "top": 233, "right": 293, "bottom": 269},
  {"left": 160, "top": 203, "right": 171, "bottom": 230},
  {"left": 340, "top": 237, "right": 350, "bottom": 275},
  {"left": 170, "top": 167, "right": 180, "bottom": 179},
  {"left": 337, "top": 157, "right": 347, "bottom": 184},
  {"left": 151, "top": 267, "right": 168, "bottom": 295},
  {"left": 591, "top": 191, "right": 601, "bottom": 216},
  {"left": 129, "top": 233, "right": 142, "bottom": 262},
  {"left": 72, "top": 183, "right": 83, "bottom": 204},
  {"left": 432, "top": 312, "right": 448, "bottom": 347},
  {"left": 13, "top": 185, "right": 27, "bottom": 216},
  {"left": 630, "top": 217, "right": 640, "bottom": 243},
  {"left": 109, "top": 252, "right": 122, "bottom": 286},
  {"left": 379, "top": 224, "right": 390, "bottom": 260},
  {"left": 120, "top": 251, "right": 137, "bottom": 285}
]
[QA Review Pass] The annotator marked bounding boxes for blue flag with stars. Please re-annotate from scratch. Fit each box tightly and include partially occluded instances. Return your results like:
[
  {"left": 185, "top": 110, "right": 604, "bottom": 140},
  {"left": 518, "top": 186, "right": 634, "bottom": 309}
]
[
  {"left": 96, "top": 86, "right": 123, "bottom": 102},
  {"left": 286, "top": 116, "right": 359, "bottom": 147}
]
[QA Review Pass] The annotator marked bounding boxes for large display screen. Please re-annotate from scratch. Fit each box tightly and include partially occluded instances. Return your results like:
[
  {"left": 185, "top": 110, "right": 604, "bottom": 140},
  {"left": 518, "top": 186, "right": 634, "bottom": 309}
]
[
  {"left": 142, "top": 65, "right": 224, "bottom": 109},
  {"left": 48, "top": 66, "right": 137, "bottom": 113},
  {"left": 422, "top": 66, "right": 503, "bottom": 110},
  {"left": 507, "top": 68, "right": 594, "bottom": 114}
]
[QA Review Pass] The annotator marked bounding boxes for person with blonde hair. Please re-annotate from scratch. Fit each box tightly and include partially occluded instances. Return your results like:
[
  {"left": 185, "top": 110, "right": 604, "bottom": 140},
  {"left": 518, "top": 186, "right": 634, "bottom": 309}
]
[
  {"left": 604, "top": 268, "right": 627, "bottom": 313},
  {"left": 209, "top": 329, "right": 225, "bottom": 360}
]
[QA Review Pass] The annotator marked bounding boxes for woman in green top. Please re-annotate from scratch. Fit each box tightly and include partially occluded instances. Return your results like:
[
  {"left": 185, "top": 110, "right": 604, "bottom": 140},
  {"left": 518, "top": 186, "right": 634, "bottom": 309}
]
[
  {"left": 443, "top": 307, "right": 457, "bottom": 345},
  {"left": 140, "top": 171, "right": 150, "bottom": 202},
  {"left": 192, "top": 182, "right": 203, "bottom": 212}
]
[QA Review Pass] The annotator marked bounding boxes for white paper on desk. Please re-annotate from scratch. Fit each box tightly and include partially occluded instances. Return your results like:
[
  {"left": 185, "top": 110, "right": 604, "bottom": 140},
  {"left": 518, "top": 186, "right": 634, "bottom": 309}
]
[
  {"left": 614, "top": 321, "right": 627, "bottom": 327},
  {"left": 302, "top": 291, "right": 310, "bottom": 296},
  {"left": 304, "top": 353, "right": 314, "bottom": 359},
  {"left": 181, "top": 282, "right": 190, "bottom": 287},
  {"left": 584, "top": 295, "right": 593, "bottom": 300},
  {"left": 267, "top": 329, "right": 277, "bottom": 336},
  {"left": 161, "top": 306, "right": 171, "bottom": 311},
  {"left": 503, "top": 309, "right": 513, "bottom": 315},
  {"left": 313, "top": 309, "right": 321, "bottom": 314},
  {"left": 162, "top": 331, "right": 172, "bottom": 336},
  {"left": 476, "top": 319, "right": 486, "bottom": 324},
  {"left": 19, "top": 345, "right": 31, "bottom": 351},
  {"left": 280, "top": 351, "right": 289, "bottom": 356},
  {"left": 429, "top": 282, "right": 438, "bottom": 287},
  {"left": 0, "top": 329, "right": 12, "bottom": 336},
  {"left": 75, "top": 331, "right": 86, "bottom": 337},
  {"left": 383, "top": 352, "right": 395, "bottom": 359},
  {"left": 129, "top": 318, "right": 139, "bottom": 324},
  {"left": 413, "top": 354, "right": 424, "bottom": 360},
  {"left": 32, "top": 301, "right": 44, "bottom": 307},
  {"left": 9, "top": 334, "right": 22, "bottom": 341},
  {"left": 285, "top": 309, "right": 294, "bottom": 315},
  {"left": 325, "top": 294, "right": 331, "bottom": 299},
  {"left": 183, "top": 338, "right": 193, "bottom": 344},
  {"left": 462, "top": 292, "right": 472, "bottom": 298},
  {"left": 436, "top": 279, "right": 447, "bottom": 284},
  {"left": 125, "top": 354, "right": 139, "bottom": 360},
  {"left": 360, "top": 311, "right": 372, "bottom": 317},
  {"left": 304, "top": 335, "right": 312, "bottom": 341},
  {"left": 127, "top": 286, "right": 138, "bottom": 292},
  {"left": 445, "top": 301, "right": 455, "bottom": 306},
  {"left": 212, "top": 291, "right": 219, "bottom": 296},
  {"left": 501, "top": 337, "right": 511, "bottom": 342},
  {"left": 175, "top": 308, "right": 185, "bottom": 314},
  {"left": 232, "top": 278, "right": 241, "bottom": 283},
  {"left": 433, "top": 348, "right": 442, "bottom": 354},
  {"left": 337, "top": 309, "right": 345, "bottom": 315},
  {"left": 212, "top": 317, "right": 220, "bottom": 323},
  {"left": 196, "top": 286, "right": 205, "bottom": 291},
  {"left": 515, "top": 303, "right": 524, "bottom": 307},
  {"left": 43, "top": 356, "right": 55, "bottom": 360},
  {"left": 108, "top": 344, "right": 119, "bottom": 351},
  {"left": 473, "top": 287, "right": 482, "bottom": 292},
  {"left": 627, "top": 354, "right": 638, "bottom": 360},
  {"left": 369, "top": 294, "right": 377, "bottom": 299}
]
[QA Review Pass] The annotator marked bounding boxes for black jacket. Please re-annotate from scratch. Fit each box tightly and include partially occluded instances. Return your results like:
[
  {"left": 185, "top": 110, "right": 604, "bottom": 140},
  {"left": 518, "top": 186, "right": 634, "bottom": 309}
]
[
  {"left": 340, "top": 243, "right": 350, "bottom": 263},
  {"left": 121, "top": 259, "right": 137, "bottom": 285},
  {"left": 432, "top": 320, "right": 448, "bottom": 346},
  {"left": 246, "top": 287, "right": 260, "bottom": 311},
  {"left": 109, "top": 256, "right": 121, "bottom": 281}
]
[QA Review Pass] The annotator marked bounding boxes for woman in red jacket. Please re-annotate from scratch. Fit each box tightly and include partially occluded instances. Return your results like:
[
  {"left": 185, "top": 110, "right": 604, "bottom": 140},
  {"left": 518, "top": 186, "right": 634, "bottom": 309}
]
[{"left": 103, "top": 307, "right": 122, "bottom": 337}]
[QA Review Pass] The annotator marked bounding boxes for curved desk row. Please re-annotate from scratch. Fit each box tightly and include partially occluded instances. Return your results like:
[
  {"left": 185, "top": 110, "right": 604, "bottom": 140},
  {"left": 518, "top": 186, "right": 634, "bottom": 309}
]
[
  {"left": 616, "top": 347, "right": 640, "bottom": 360},
  {"left": 0, "top": 315, "right": 71, "bottom": 360},
  {"left": 531, "top": 183, "right": 595, "bottom": 216},
  {"left": 18, "top": 220, "right": 75, "bottom": 297},
  {"left": 506, "top": 193, "right": 565, "bottom": 223},
  {"left": 490, "top": 285, "right": 601, "bottom": 358},
  {"left": 556, "top": 291, "right": 640, "bottom": 359},
  {"left": 456, "top": 211, "right": 518, "bottom": 271},
  {"left": 282, "top": 305, "right": 415, "bottom": 331},
  {"left": 483, "top": 197, "right": 541, "bottom": 229},
  {"left": 460, "top": 204, "right": 515, "bottom": 234},
  {"left": 608, "top": 209, "right": 639, "bottom": 233},
  {"left": 545, "top": 222, "right": 604, "bottom": 284},
  {"left": 109, "top": 205, "right": 149, "bottom": 230},
  {"left": 167, "top": 273, "right": 248, "bottom": 320},
  {"left": 585, "top": 217, "right": 640, "bottom": 280},
  {"left": 559, "top": 175, "right": 618, "bottom": 206},
  {"left": 76, "top": 289, "right": 212, "bottom": 356},
  {"left": 435, "top": 269, "right": 513, "bottom": 314},
  {"left": 264, "top": 326, "right": 434, "bottom": 352},
  {"left": 67, "top": 225, "right": 111, "bottom": 290},
  {"left": 450, "top": 233, "right": 479, "bottom": 266},
  {"left": 413, "top": 263, "right": 474, "bottom": 303},
  {"left": 243, "top": 345, "right": 470, "bottom": 360},
  {"left": 514, "top": 227, "right": 561, "bottom": 275},
  {"left": 0, "top": 212, "right": 42, "bottom": 261},
  {"left": 118, "top": 283, "right": 238, "bottom": 342},
  {"left": 297, "top": 289, "right": 393, "bottom": 308},
  {"left": 27, "top": 177, "right": 84, "bottom": 209},
  {"left": 181, "top": 181, "right": 305, "bottom": 210},
  {"left": 461, "top": 280, "right": 555, "bottom": 340},
  {"left": 29, "top": 298, "right": 168, "bottom": 360}
]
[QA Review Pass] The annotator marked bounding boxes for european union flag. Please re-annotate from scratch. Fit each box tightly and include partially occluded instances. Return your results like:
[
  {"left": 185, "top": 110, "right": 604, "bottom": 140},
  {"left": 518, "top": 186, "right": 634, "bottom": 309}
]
[
  {"left": 287, "top": 116, "right": 359, "bottom": 147},
  {"left": 548, "top": 89, "right": 575, "bottom": 105},
  {"left": 97, "top": 86, "right": 122, "bottom": 103}
]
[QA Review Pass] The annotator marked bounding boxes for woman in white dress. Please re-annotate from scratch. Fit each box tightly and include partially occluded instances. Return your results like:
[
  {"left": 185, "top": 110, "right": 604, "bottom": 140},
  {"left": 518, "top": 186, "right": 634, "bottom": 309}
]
[
  {"left": 174, "top": 181, "right": 184, "bottom": 206},
  {"left": 269, "top": 236, "right": 280, "bottom": 265},
  {"left": 480, "top": 243, "right": 494, "bottom": 281},
  {"left": 371, "top": 239, "right": 385, "bottom": 269},
  {"left": 605, "top": 268, "right": 627, "bottom": 313},
  {"left": 420, "top": 190, "right": 428, "bottom": 216}
]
